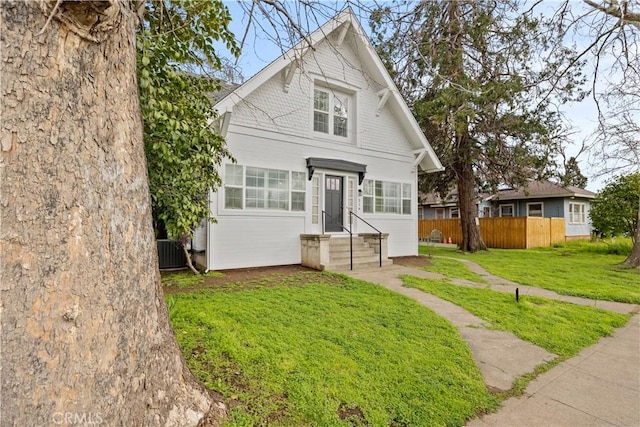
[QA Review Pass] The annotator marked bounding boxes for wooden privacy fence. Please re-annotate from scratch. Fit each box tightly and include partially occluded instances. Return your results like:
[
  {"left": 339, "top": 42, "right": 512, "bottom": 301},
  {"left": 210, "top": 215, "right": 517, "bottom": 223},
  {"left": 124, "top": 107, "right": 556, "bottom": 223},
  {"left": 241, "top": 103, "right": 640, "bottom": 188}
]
[{"left": 418, "top": 217, "right": 566, "bottom": 249}]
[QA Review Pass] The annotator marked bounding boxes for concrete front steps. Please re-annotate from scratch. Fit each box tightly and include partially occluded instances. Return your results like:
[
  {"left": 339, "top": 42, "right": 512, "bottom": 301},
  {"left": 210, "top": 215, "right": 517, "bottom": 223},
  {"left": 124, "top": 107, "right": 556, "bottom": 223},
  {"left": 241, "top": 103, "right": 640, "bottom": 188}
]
[
  {"left": 300, "top": 233, "right": 392, "bottom": 271},
  {"left": 324, "top": 236, "right": 393, "bottom": 271}
]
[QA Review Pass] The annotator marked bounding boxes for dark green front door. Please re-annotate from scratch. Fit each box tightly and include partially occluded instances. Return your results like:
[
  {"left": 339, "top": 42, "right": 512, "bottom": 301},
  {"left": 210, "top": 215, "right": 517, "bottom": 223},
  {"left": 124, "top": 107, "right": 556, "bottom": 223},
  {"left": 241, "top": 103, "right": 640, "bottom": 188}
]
[{"left": 325, "top": 175, "right": 343, "bottom": 232}]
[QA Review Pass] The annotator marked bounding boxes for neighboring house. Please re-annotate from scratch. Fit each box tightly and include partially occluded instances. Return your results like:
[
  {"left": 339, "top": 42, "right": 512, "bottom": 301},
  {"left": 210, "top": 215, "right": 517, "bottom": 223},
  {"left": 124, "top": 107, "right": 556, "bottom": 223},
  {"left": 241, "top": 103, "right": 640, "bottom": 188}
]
[
  {"left": 418, "top": 190, "right": 487, "bottom": 220},
  {"left": 418, "top": 180, "right": 595, "bottom": 241},
  {"left": 489, "top": 180, "right": 596, "bottom": 240},
  {"left": 193, "top": 9, "right": 443, "bottom": 271}
]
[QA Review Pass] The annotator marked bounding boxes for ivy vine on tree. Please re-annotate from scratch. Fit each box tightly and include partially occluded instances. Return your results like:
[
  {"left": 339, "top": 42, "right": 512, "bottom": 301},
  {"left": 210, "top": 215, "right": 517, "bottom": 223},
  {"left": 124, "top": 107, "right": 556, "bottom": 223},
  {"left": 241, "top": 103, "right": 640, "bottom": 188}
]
[{"left": 137, "top": 0, "right": 239, "bottom": 273}]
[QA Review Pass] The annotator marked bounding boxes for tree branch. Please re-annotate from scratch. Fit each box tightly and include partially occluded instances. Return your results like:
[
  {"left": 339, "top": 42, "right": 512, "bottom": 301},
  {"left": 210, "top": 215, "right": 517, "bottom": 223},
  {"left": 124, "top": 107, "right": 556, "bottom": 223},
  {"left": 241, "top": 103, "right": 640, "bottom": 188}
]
[{"left": 584, "top": 0, "right": 640, "bottom": 29}]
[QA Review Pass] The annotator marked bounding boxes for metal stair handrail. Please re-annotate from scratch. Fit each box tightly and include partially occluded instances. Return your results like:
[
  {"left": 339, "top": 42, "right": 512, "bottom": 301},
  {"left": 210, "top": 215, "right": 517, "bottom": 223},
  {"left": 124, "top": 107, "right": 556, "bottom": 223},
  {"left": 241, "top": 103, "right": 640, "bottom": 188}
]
[
  {"left": 321, "top": 210, "right": 384, "bottom": 270},
  {"left": 349, "top": 211, "right": 383, "bottom": 268},
  {"left": 322, "top": 210, "right": 353, "bottom": 270}
]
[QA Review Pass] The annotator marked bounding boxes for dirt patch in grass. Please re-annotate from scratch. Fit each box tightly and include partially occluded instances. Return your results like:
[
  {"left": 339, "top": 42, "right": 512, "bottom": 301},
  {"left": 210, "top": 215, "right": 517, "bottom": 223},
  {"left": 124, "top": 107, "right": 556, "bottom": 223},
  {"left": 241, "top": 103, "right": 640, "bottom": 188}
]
[
  {"left": 163, "top": 264, "right": 341, "bottom": 294},
  {"left": 391, "top": 255, "right": 431, "bottom": 269},
  {"left": 337, "top": 402, "right": 365, "bottom": 423}
]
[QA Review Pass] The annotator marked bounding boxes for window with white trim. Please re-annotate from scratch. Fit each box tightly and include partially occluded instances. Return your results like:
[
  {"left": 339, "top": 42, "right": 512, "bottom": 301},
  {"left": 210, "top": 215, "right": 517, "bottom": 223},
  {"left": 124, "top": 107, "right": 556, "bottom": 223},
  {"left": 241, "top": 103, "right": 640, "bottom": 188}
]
[
  {"left": 224, "top": 164, "right": 243, "bottom": 209},
  {"left": 435, "top": 208, "right": 445, "bottom": 219},
  {"left": 223, "top": 164, "right": 306, "bottom": 212},
  {"left": 450, "top": 207, "right": 459, "bottom": 218},
  {"left": 362, "top": 180, "right": 374, "bottom": 213},
  {"left": 362, "top": 179, "right": 411, "bottom": 215},
  {"left": 291, "top": 172, "right": 306, "bottom": 211},
  {"left": 500, "top": 204, "right": 514, "bottom": 217},
  {"left": 246, "top": 167, "right": 289, "bottom": 209},
  {"left": 376, "top": 181, "right": 400, "bottom": 213},
  {"left": 569, "top": 202, "right": 586, "bottom": 224},
  {"left": 313, "top": 87, "right": 350, "bottom": 138},
  {"left": 347, "top": 177, "right": 355, "bottom": 213},
  {"left": 402, "top": 184, "right": 412, "bottom": 215},
  {"left": 527, "top": 202, "right": 543, "bottom": 217}
]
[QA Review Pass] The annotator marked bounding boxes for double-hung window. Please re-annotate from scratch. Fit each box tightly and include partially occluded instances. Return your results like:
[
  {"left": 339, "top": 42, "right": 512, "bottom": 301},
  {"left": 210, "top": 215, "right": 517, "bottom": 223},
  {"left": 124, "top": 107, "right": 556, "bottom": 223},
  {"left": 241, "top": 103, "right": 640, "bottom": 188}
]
[
  {"left": 314, "top": 87, "right": 350, "bottom": 138},
  {"left": 376, "top": 181, "right": 401, "bottom": 214},
  {"left": 224, "top": 164, "right": 305, "bottom": 212},
  {"left": 291, "top": 172, "right": 306, "bottom": 211},
  {"left": 362, "top": 179, "right": 411, "bottom": 215},
  {"left": 362, "top": 179, "right": 374, "bottom": 213},
  {"left": 224, "top": 164, "right": 243, "bottom": 209},
  {"left": 246, "top": 167, "right": 288, "bottom": 210},
  {"left": 569, "top": 202, "right": 586, "bottom": 224}
]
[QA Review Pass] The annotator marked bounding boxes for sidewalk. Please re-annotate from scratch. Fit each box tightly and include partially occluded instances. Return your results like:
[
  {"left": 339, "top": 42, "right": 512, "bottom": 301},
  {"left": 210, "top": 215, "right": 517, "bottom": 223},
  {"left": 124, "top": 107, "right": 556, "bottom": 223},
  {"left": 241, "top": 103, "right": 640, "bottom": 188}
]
[
  {"left": 338, "top": 263, "right": 640, "bottom": 426},
  {"left": 469, "top": 313, "right": 640, "bottom": 427}
]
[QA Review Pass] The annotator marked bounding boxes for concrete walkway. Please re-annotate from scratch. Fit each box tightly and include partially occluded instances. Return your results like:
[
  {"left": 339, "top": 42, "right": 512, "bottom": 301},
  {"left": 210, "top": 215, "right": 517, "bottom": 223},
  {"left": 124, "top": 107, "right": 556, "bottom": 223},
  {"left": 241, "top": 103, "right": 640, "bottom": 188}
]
[
  {"left": 436, "top": 256, "right": 637, "bottom": 315},
  {"left": 337, "top": 262, "right": 640, "bottom": 426},
  {"left": 469, "top": 313, "right": 640, "bottom": 427}
]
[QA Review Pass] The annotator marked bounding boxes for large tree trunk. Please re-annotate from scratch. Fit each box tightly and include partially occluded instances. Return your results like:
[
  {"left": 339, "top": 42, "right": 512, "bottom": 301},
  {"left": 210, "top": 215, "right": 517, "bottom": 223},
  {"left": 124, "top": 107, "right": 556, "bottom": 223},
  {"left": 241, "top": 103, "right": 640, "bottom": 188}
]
[
  {"left": 622, "top": 199, "right": 640, "bottom": 268},
  {"left": 456, "top": 163, "right": 487, "bottom": 252},
  {"left": 455, "top": 135, "right": 487, "bottom": 253},
  {"left": 1, "top": 1, "right": 223, "bottom": 425},
  {"left": 445, "top": 0, "right": 487, "bottom": 253}
]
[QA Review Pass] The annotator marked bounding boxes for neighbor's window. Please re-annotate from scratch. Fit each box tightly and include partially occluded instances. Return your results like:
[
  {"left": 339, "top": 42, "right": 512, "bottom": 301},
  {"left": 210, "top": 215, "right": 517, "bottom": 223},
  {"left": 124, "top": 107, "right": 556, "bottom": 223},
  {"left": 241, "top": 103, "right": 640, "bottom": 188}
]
[
  {"left": 435, "top": 208, "right": 445, "bottom": 219},
  {"left": 313, "top": 87, "right": 350, "bottom": 138},
  {"left": 527, "top": 202, "right": 544, "bottom": 217},
  {"left": 500, "top": 204, "right": 514, "bottom": 217},
  {"left": 569, "top": 202, "right": 586, "bottom": 224},
  {"left": 450, "top": 207, "right": 459, "bottom": 218}
]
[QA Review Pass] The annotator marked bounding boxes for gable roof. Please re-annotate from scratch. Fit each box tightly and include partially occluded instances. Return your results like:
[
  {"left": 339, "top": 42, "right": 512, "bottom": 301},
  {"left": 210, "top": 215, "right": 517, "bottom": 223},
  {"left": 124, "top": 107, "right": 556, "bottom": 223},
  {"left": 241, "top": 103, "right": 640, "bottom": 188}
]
[
  {"left": 214, "top": 8, "right": 443, "bottom": 173},
  {"left": 492, "top": 180, "right": 596, "bottom": 201}
]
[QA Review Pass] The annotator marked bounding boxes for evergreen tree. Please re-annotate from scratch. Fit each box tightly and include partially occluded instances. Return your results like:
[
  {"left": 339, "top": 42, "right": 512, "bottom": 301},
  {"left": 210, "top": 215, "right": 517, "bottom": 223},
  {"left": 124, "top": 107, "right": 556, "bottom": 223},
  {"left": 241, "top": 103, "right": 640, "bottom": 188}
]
[
  {"left": 370, "top": 0, "right": 586, "bottom": 252},
  {"left": 560, "top": 156, "right": 588, "bottom": 188}
]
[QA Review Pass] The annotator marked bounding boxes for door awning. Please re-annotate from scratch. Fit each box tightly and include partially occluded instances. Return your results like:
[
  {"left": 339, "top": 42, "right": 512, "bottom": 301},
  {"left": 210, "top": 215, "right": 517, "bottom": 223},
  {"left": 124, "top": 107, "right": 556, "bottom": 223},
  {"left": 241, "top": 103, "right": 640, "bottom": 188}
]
[{"left": 306, "top": 157, "right": 367, "bottom": 184}]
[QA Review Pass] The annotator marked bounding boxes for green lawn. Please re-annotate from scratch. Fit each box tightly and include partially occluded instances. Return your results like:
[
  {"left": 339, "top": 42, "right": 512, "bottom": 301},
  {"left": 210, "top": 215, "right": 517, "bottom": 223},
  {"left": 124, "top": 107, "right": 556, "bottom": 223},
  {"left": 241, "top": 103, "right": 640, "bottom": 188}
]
[
  {"left": 401, "top": 276, "right": 630, "bottom": 357},
  {"left": 422, "top": 256, "right": 488, "bottom": 284},
  {"left": 161, "top": 270, "right": 223, "bottom": 289},
  {"left": 169, "top": 274, "right": 497, "bottom": 426},
  {"left": 419, "top": 240, "right": 640, "bottom": 303}
]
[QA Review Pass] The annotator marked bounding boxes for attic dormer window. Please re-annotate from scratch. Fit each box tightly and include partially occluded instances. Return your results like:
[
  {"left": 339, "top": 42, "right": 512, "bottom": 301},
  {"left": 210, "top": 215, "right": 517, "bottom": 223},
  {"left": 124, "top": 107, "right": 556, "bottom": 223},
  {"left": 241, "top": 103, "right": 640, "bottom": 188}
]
[{"left": 314, "top": 87, "right": 350, "bottom": 138}]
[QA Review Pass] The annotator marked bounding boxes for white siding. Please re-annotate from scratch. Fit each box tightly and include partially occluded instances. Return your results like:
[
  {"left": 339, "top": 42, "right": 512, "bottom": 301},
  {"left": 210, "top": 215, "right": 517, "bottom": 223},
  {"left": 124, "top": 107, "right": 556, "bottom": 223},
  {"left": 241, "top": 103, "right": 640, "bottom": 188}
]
[
  {"left": 564, "top": 198, "right": 593, "bottom": 237},
  {"left": 207, "top": 30, "right": 423, "bottom": 269},
  {"left": 230, "top": 36, "right": 415, "bottom": 156},
  {"left": 209, "top": 216, "right": 305, "bottom": 270}
]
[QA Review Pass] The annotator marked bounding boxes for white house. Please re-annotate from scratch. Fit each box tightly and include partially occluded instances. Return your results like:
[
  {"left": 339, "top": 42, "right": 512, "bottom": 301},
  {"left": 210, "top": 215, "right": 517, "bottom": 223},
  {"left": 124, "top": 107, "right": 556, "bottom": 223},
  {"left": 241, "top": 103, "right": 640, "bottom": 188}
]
[{"left": 194, "top": 9, "right": 443, "bottom": 271}]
